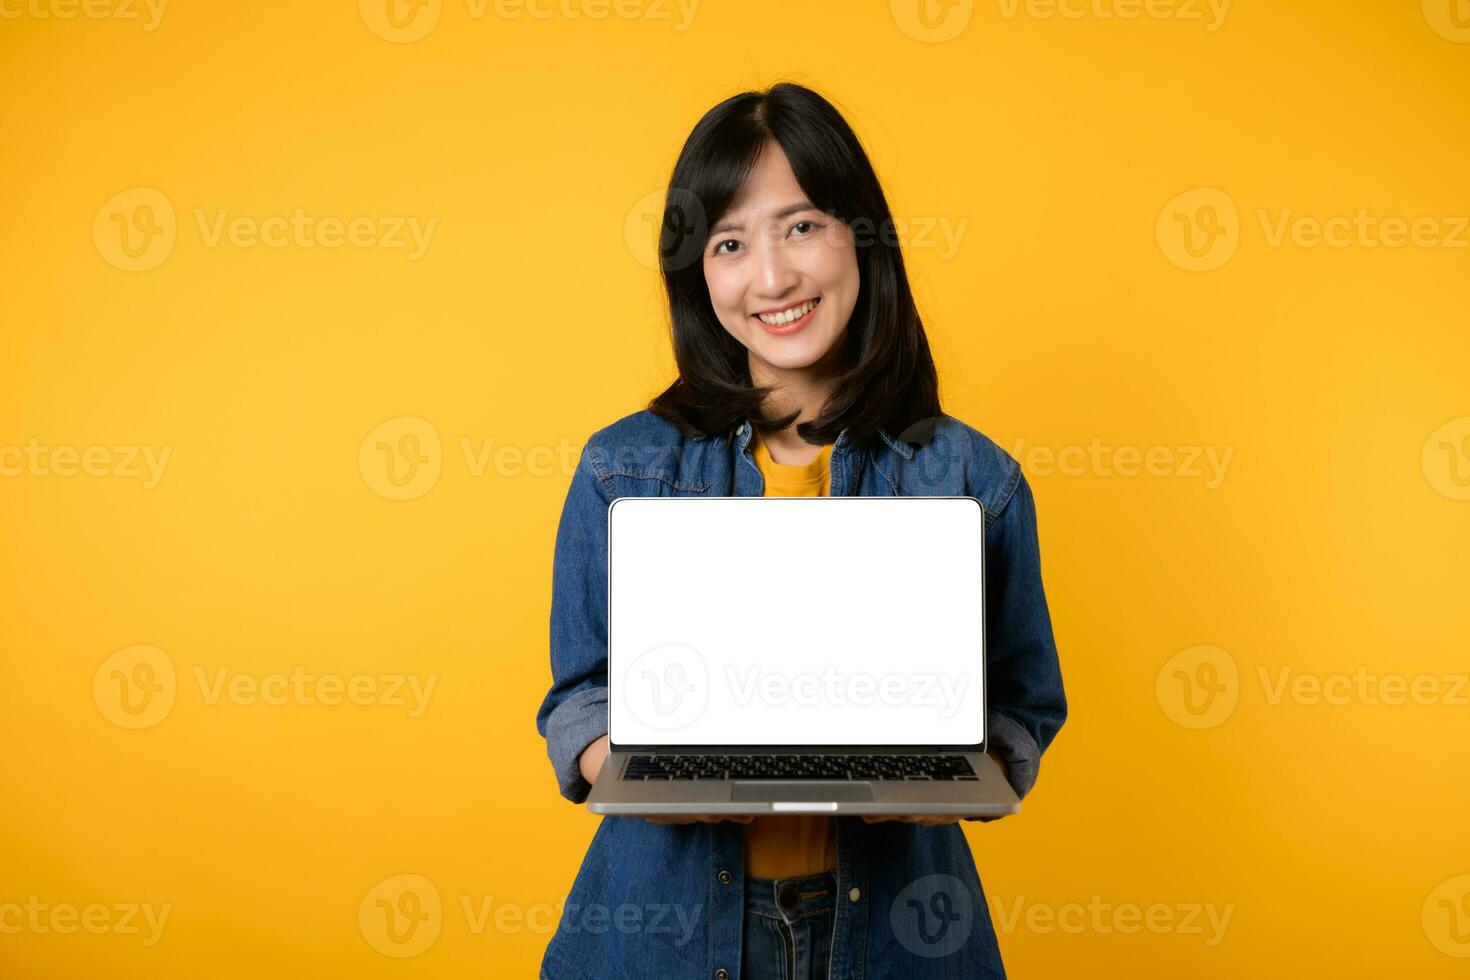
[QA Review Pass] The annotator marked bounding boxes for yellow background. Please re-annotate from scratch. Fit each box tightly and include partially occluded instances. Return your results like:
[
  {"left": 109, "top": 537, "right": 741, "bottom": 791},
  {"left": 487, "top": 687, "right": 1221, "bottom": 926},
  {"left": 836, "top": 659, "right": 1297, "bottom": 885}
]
[{"left": 2, "top": 0, "right": 1469, "bottom": 976}]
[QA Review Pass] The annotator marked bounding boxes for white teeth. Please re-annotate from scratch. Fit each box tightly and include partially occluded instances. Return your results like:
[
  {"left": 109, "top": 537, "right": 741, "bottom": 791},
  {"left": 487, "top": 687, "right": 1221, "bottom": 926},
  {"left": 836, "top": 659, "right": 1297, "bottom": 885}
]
[{"left": 757, "top": 298, "right": 818, "bottom": 325}]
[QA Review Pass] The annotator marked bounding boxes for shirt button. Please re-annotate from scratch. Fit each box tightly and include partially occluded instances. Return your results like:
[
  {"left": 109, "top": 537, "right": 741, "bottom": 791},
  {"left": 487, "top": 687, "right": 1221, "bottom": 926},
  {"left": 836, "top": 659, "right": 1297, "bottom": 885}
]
[
  {"left": 849, "top": 887, "right": 861, "bottom": 903},
  {"left": 716, "top": 970, "right": 730, "bottom": 980},
  {"left": 717, "top": 870, "right": 732, "bottom": 885}
]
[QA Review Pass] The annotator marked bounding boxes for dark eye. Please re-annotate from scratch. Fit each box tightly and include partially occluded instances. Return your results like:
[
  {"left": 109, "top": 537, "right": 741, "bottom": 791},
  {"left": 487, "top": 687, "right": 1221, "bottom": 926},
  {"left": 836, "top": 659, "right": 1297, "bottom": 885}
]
[
  {"left": 713, "top": 239, "right": 741, "bottom": 255},
  {"left": 792, "top": 220, "right": 817, "bottom": 236}
]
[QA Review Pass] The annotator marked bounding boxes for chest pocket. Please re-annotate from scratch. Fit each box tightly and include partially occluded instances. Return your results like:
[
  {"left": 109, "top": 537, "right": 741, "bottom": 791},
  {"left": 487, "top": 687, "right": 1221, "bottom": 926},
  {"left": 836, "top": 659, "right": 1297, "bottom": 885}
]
[
  {"left": 601, "top": 443, "right": 710, "bottom": 497},
  {"left": 875, "top": 416, "right": 964, "bottom": 498}
]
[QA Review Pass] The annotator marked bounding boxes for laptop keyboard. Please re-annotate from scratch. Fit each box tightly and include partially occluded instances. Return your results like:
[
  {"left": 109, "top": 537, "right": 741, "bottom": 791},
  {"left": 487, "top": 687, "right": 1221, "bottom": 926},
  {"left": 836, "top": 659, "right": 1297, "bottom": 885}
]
[{"left": 623, "top": 753, "right": 978, "bottom": 781}]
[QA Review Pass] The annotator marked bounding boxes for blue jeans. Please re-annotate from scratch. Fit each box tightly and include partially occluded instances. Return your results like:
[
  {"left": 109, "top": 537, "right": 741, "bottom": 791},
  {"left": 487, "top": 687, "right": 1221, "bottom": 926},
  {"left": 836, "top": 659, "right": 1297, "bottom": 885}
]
[{"left": 741, "top": 870, "right": 837, "bottom": 980}]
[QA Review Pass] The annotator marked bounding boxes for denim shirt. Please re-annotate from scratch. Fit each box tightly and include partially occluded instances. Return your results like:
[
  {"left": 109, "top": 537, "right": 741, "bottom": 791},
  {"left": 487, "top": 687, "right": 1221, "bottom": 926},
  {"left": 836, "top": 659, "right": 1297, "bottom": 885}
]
[{"left": 535, "top": 408, "right": 1067, "bottom": 979}]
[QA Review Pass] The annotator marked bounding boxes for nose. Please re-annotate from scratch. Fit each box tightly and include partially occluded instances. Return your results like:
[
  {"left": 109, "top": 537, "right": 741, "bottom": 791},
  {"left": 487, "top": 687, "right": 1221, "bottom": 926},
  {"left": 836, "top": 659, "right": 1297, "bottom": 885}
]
[{"left": 752, "top": 228, "right": 801, "bottom": 299}]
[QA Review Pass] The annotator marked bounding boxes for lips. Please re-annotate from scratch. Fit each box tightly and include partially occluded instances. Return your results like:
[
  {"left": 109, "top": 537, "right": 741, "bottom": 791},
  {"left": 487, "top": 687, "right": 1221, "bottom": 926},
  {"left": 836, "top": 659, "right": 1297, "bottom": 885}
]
[{"left": 753, "top": 296, "right": 821, "bottom": 336}]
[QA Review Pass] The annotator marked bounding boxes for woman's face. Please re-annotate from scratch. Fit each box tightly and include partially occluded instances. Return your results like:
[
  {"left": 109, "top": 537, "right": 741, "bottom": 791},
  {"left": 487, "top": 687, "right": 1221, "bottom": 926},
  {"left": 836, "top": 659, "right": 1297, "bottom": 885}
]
[{"left": 702, "top": 140, "right": 859, "bottom": 380}]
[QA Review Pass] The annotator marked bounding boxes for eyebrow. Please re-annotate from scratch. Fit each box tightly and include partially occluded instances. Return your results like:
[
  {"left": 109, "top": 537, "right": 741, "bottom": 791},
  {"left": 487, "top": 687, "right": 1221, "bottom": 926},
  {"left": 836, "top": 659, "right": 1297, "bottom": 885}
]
[{"left": 708, "top": 201, "right": 820, "bottom": 238}]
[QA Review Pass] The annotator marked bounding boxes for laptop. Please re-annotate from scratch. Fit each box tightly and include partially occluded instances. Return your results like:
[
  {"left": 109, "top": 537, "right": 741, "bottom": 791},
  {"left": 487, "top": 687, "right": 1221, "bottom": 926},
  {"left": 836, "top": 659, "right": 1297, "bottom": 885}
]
[{"left": 585, "top": 496, "right": 1020, "bottom": 817}]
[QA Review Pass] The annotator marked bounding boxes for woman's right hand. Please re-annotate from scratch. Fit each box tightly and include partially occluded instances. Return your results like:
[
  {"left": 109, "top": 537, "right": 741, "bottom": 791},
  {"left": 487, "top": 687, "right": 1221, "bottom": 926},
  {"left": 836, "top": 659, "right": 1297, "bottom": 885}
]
[
  {"left": 578, "top": 734, "right": 611, "bottom": 786},
  {"left": 578, "top": 735, "right": 752, "bottom": 824}
]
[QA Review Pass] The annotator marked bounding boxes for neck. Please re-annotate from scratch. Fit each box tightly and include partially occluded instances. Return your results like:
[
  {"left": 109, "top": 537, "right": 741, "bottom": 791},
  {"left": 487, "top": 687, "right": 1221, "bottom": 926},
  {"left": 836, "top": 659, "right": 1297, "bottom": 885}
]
[{"left": 748, "top": 350, "right": 844, "bottom": 456}]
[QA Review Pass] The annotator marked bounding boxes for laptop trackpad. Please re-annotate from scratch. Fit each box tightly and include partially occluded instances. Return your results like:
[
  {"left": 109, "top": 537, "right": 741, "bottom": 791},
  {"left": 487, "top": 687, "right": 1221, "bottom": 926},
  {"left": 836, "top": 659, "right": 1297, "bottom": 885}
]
[{"left": 731, "top": 782, "right": 875, "bottom": 802}]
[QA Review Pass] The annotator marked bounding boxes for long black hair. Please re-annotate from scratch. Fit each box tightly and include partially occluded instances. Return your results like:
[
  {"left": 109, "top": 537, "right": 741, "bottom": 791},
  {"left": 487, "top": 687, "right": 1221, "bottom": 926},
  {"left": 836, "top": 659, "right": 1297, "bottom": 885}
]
[{"left": 647, "top": 82, "right": 941, "bottom": 449}]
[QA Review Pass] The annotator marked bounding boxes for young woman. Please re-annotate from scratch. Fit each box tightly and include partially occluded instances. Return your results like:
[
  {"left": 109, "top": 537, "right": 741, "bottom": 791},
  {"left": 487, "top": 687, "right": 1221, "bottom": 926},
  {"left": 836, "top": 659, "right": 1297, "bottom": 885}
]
[{"left": 535, "top": 82, "right": 1066, "bottom": 980}]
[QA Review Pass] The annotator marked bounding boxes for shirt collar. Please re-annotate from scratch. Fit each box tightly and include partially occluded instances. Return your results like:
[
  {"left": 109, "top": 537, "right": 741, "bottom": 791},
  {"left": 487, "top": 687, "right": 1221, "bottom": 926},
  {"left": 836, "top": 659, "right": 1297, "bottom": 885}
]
[{"left": 732, "top": 419, "right": 916, "bottom": 460}]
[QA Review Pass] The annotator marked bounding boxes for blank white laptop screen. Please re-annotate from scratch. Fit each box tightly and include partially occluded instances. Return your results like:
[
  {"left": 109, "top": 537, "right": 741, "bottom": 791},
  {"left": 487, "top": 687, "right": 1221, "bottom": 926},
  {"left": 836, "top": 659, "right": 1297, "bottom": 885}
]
[{"left": 608, "top": 497, "right": 985, "bottom": 746}]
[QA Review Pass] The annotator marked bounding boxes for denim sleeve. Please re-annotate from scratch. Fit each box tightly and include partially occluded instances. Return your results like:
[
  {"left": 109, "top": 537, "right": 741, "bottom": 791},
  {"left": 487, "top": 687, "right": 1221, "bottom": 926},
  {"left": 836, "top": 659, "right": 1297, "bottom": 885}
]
[
  {"left": 534, "top": 441, "right": 612, "bottom": 804},
  {"left": 966, "top": 468, "right": 1067, "bottom": 819}
]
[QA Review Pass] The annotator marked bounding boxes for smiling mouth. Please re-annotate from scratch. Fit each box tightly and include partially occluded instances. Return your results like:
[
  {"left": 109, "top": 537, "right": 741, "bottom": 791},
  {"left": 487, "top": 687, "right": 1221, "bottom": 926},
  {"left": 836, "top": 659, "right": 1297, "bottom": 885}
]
[{"left": 753, "top": 296, "right": 820, "bottom": 326}]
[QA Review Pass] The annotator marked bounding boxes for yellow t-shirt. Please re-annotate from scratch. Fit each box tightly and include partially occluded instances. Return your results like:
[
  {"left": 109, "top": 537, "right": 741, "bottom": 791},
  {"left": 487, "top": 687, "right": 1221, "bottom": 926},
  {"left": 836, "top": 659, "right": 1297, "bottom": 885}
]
[{"left": 743, "top": 429, "right": 837, "bottom": 878}]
